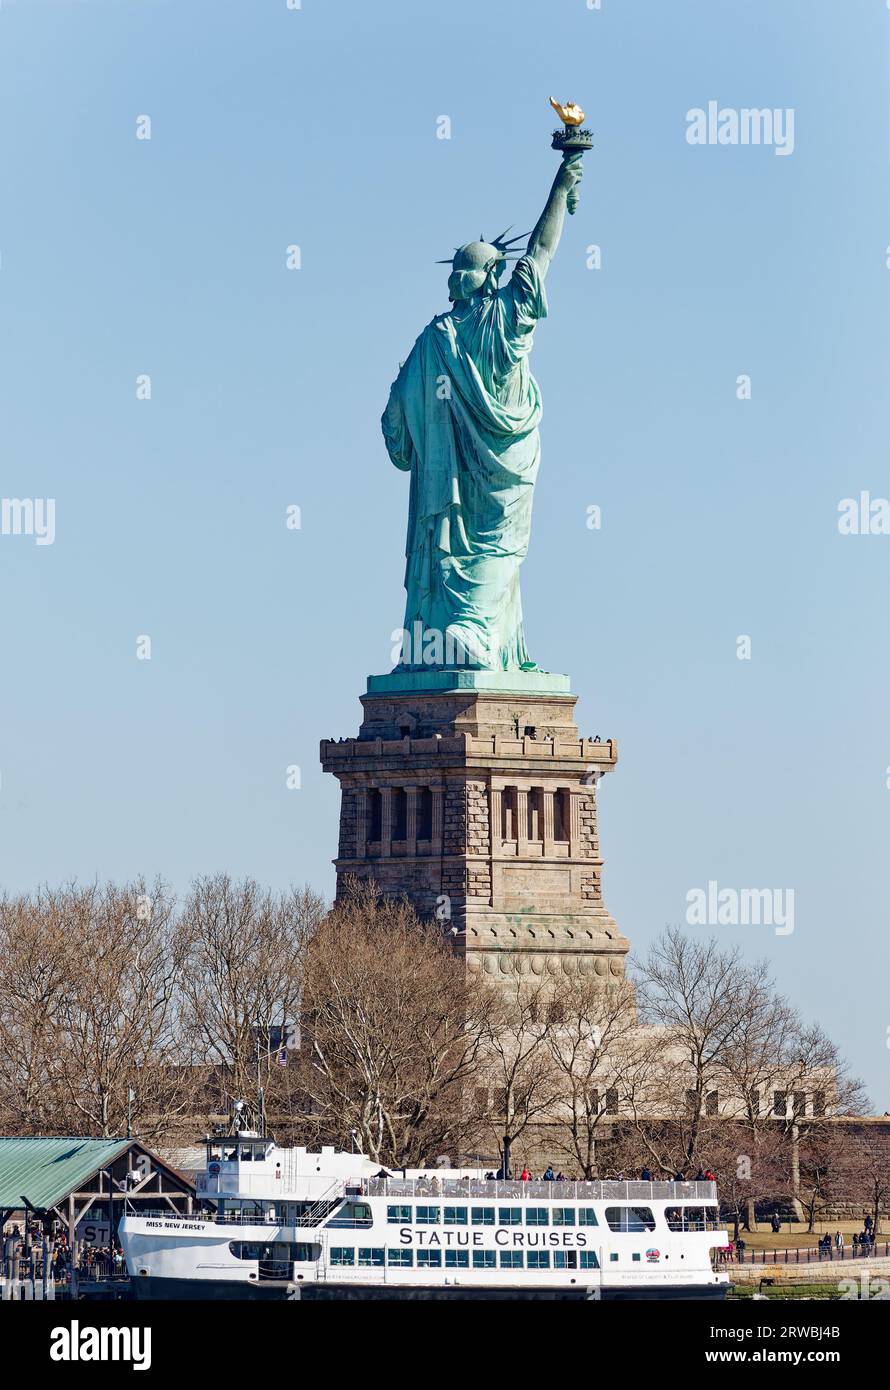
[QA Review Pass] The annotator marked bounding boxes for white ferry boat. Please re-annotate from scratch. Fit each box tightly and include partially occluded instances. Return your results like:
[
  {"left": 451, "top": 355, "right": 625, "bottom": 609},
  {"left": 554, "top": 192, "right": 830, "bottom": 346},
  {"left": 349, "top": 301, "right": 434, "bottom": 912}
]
[{"left": 119, "top": 1134, "right": 729, "bottom": 1300}]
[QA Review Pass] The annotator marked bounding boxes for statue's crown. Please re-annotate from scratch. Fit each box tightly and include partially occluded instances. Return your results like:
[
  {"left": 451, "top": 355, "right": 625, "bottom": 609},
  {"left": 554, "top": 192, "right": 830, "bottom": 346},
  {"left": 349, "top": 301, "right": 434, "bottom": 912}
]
[{"left": 435, "top": 227, "right": 528, "bottom": 270}]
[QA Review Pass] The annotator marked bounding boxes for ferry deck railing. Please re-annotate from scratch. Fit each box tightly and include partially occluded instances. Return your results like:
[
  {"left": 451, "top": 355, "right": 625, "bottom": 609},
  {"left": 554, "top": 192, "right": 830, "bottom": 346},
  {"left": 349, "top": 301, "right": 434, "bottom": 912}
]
[
  {"left": 363, "top": 1178, "right": 718, "bottom": 1201},
  {"left": 133, "top": 1178, "right": 718, "bottom": 1221},
  {"left": 125, "top": 1183, "right": 341, "bottom": 1228},
  {"left": 125, "top": 1208, "right": 315, "bottom": 1227}
]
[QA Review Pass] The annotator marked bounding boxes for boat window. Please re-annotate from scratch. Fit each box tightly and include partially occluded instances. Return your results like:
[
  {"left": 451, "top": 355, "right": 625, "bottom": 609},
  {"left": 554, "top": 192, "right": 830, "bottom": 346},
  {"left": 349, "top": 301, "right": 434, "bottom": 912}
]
[
  {"left": 666, "top": 1205, "right": 720, "bottom": 1232},
  {"left": 445, "top": 1250, "right": 469, "bottom": 1268},
  {"left": 473, "top": 1250, "right": 496, "bottom": 1269},
  {"left": 417, "top": 1249, "right": 442, "bottom": 1267},
  {"left": 229, "top": 1241, "right": 319, "bottom": 1262},
  {"left": 329, "top": 1247, "right": 355, "bottom": 1266},
  {"left": 498, "top": 1207, "right": 522, "bottom": 1226},
  {"left": 552, "top": 1207, "right": 575, "bottom": 1226},
  {"left": 527, "top": 1251, "right": 550, "bottom": 1269},
  {"left": 578, "top": 1207, "right": 599, "bottom": 1226},
  {"left": 326, "top": 1201, "right": 372, "bottom": 1228},
  {"left": 229, "top": 1243, "right": 266, "bottom": 1261},
  {"left": 416, "top": 1205, "right": 440, "bottom": 1225},
  {"left": 471, "top": 1206, "right": 495, "bottom": 1226},
  {"left": 554, "top": 1251, "right": 577, "bottom": 1269},
  {"left": 357, "top": 1248, "right": 384, "bottom": 1267},
  {"left": 387, "top": 1249, "right": 413, "bottom": 1267},
  {"left": 525, "top": 1207, "right": 549, "bottom": 1227},
  {"left": 387, "top": 1205, "right": 411, "bottom": 1224},
  {"left": 500, "top": 1251, "right": 523, "bottom": 1269},
  {"left": 605, "top": 1206, "right": 656, "bottom": 1232},
  {"left": 580, "top": 1252, "right": 600, "bottom": 1269},
  {"left": 444, "top": 1206, "right": 467, "bottom": 1226}
]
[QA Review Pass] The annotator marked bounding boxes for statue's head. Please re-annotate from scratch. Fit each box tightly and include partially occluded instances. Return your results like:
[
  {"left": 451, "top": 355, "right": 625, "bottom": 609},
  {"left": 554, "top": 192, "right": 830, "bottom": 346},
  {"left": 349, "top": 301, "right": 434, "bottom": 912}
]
[
  {"left": 447, "top": 241, "right": 506, "bottom": 302},
  {"left": 438, "top": 229, "right": 528, "bottom": 303}
]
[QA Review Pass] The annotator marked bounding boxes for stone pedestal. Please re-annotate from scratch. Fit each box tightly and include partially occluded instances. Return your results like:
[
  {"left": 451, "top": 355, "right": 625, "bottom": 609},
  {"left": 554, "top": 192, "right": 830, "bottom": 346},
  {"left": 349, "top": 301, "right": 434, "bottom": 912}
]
[{"left": 321, "top": 681, "right": 629, "bottom": 986}]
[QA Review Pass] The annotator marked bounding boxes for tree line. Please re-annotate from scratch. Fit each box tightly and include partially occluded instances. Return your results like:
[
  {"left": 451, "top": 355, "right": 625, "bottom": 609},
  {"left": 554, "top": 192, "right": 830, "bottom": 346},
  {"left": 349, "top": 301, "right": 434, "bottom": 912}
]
[{"left": 0, "top": 876, "right": 882, "bottom": 1231}]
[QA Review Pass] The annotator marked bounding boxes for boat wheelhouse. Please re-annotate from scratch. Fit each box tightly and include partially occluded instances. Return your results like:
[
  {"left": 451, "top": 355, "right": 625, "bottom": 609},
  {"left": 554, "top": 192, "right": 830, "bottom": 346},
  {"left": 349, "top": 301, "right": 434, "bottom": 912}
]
[{"left": 119, "top": 1136, "right": 729, "bottom": 1300}]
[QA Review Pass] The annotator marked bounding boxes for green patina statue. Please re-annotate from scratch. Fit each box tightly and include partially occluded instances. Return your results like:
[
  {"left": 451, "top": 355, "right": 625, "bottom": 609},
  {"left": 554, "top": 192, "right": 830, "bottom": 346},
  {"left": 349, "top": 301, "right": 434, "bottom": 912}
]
[{"left": 382, "top": 116, "right": 587, "bottom": 679}]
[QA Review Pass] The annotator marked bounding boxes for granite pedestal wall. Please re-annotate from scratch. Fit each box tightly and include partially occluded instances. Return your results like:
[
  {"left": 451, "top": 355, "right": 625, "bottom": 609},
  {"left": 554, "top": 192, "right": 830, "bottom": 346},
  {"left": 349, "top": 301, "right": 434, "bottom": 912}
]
[{"left": 320, "top": 685, "right": 629, "bottom": 986}]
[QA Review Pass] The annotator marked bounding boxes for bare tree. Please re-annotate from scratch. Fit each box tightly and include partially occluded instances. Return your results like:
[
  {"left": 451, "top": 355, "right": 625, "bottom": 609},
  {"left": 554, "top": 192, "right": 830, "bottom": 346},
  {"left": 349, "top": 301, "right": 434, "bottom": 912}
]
[
  {"left": 840, "top": 1123, "right": 890, "bottom": 1238},
  {"left": 0, "top": 889, "right": 70, "bottom": 1133},
  {"left": 544, "top": 976, "right": 639, "bottom": 1178},
  {"left": 715, "top": 971, "right": 801, "bottom": 1228},
  {"left": 52, "top": 880, "right": 194, "bottom": 1139},
  {"left": 175, "top": 874, "right": 324, "bottom": 1130},
  {"left": 297, "top": 880, "right": 494, "bottom": 1166},
  {"left": 0, "top": 880, "right": 194, "bottom": 1139},
  {"left": 630, "top": 928, "right": 761, "bottom": 1175},
  {"left": 627, "top": 926, "right": 867, "bottom": 1214},
  {"left": 475, "top": 963, "right": 567, "bottom": 1175},
  {"left": 795, "top": 1126, "right": 855, "bottom": 1234},
  {"left": 691, "top": 1120, "right": 791, "bottom": 1239},
  {"left": 769, "top": 1019, "right": 867, "bottom": 1218}
]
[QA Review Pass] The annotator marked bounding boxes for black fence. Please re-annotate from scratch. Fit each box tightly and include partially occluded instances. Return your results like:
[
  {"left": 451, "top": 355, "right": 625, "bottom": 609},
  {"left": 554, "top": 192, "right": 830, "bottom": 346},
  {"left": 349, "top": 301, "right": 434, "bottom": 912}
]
[
  {"left": 2, "top": 1252, "right": 129, "bottom": 1286},
  {"left": 715, "top": 1240, "right": 889, "bottom": 1266}
]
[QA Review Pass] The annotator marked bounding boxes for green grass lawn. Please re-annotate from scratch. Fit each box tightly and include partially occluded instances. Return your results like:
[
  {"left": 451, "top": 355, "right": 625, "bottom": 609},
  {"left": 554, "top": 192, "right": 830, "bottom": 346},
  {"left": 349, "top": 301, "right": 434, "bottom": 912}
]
[{"left": 727, "top": 1228, "right": 882, "bottom": 1253}]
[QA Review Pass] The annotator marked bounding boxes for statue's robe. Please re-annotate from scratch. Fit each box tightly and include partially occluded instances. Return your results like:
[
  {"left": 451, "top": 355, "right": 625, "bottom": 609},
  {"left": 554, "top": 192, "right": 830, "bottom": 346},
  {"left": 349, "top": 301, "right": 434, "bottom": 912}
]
[{"left": 382, "top": 255, "right": 547, "bottom": 672}]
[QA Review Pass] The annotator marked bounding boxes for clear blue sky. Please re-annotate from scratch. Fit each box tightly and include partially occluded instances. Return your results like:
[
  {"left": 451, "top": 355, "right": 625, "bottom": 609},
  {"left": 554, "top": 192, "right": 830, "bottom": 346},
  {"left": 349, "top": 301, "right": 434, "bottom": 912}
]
[{"left": 1, "top": 1, "right": 888, "bottom": 1108}]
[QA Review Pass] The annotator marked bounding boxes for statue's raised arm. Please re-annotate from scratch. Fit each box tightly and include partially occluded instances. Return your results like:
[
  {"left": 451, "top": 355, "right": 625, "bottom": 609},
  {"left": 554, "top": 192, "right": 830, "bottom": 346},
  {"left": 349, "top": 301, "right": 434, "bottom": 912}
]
[{"left": 526, "top": 151, "right": 584, "bottom": 278}]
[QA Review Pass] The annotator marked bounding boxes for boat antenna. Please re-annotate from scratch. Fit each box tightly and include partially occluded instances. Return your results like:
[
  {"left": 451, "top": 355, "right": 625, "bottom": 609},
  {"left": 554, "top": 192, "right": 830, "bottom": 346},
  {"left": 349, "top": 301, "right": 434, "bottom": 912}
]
[{"left": 255, "top": 1022, "right": 267, "bottom": 1137}]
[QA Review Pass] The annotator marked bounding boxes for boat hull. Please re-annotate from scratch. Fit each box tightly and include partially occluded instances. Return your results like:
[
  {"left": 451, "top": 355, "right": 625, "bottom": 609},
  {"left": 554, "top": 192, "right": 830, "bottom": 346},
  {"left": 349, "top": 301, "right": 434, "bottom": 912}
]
[{"left": 130, "top": 1275, "right": 728, "bottom": 1302}]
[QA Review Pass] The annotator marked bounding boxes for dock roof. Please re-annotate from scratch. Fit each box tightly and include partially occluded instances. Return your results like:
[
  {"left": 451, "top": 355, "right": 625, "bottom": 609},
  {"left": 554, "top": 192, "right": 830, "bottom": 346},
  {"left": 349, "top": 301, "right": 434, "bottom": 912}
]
[{"left": 0, "top": 1137, "right": 132, "bottom": 1211}]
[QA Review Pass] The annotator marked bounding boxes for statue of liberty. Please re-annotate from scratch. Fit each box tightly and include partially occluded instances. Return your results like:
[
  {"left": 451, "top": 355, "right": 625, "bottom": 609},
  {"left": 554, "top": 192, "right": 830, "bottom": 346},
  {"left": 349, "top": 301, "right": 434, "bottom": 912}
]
[{"left": 382, "top": 130, "right": 585, "bottom": 675}]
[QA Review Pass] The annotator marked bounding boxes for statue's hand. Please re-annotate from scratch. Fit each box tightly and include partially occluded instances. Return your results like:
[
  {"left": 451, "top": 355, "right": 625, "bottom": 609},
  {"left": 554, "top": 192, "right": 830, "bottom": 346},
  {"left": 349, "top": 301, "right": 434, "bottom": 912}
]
[{"left": 558, "top": 152, "right": 584, "bottom": 215}]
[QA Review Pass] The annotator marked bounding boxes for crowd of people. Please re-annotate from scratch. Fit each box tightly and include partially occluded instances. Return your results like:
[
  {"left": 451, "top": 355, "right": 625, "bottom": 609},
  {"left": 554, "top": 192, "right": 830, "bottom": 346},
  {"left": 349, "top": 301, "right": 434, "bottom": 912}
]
[
  {"left": 849, "top": 1215, "right": 878, "bottom": 1256},
  {"left": 406, "top": 1163, "right": 722, "bottom": 1195},
  {"left": 486, "top": 1165, "right": 575, "bottom": 1182},
  {"left": 1, "top": 1223, "right": 126, "bottom": 1285},
  {"left": 477, "top": 1164, "right": 718, "bottom": 1183}
]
